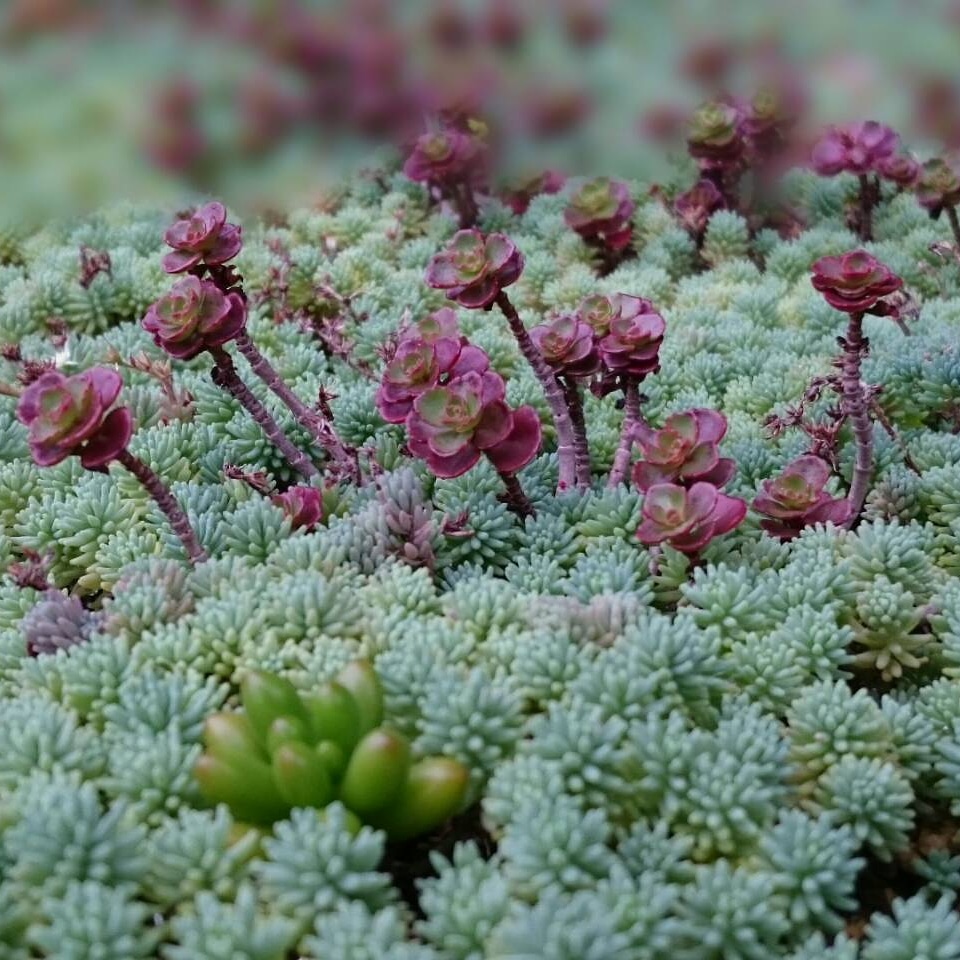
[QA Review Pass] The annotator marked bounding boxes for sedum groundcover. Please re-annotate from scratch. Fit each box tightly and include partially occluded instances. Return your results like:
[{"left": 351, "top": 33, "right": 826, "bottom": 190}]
[{"left": 2, "top": 142, "right": 960, "bottom": 960}]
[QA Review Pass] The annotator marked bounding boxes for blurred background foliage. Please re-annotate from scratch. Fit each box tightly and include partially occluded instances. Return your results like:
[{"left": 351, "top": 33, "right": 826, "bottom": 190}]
[{"left": 1, "top": 0, "right": 960, "bottom": 222}]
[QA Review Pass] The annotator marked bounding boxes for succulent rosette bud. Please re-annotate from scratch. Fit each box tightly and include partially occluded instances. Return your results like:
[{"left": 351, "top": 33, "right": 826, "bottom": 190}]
[
  {"left": 564, "top": 177, "right": 635, "bottom": 250},
  {"left": 501, "top": 169, "right": 566, "bottom": 215},
  {"left": 576, "top": 293, "right": 618, "bottom": 339},
  {"left": 810, "top": 250, "right": 903, "bottom": 314},
  {"left": 273, "top": 485, "right": 324, "bottom": 531},
  {"left": 17, "top": 367, "right": 133, "bottom": 469},
  {"left": 402, "top": 129, "right": 486, "bottom": 186},
  {"left": 632, "top": 408, "right": 736, "bottom": 490},
  {"left": 529, "top": 314, "right": 600, "bottom": 378},
  {"left": 674, "top": 179, "right": 725, "bottom": 236},
  {"left": 637, "top": 481, "right": 746, "bottom": 554},
  {"left": 162, "top": 201, "right": 243, "bottom": 273},
  {"left": 810, "top": 121, "right": 899, "bottom": 176},
  {"left": 916, "top": 156, "right": 960, "bottom": 213},
  {"left": 687, "top": 100, "right": 745, "bottom": 167},
  {"left": 597, "top": 295, "right": 666, "bottom": 377},
  {"left": 752, "top": 455, "right": 851, "bottom": 540},
  {"left": 378, "top": 309, "right": 493, "bottom": 424},
  {"left": 143, "top": 276, "right": 247, "bottom": 359},
  {"left": 425, "top": 230, "right": 524, "bottom": 309},
  {"left": 876, "top": 153, "right": 920, "bottom": 188},
  {"left": 406, "top": 370, "right": 541, "bottom": 478}
]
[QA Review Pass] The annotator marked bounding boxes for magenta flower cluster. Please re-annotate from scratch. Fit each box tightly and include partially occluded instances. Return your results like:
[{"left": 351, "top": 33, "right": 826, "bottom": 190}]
[
  {"left": 145, "top": 202, "right": 247, "bottom": 359},
  {"left": 811, "top": 121, "right": 918, "bottom": 186},
  {"left": 17, "top": 367, "right": 133, "bottom": 469},
  {"left": 425, "top": 230, "right": 523, "bottom": 309},
  {"left": 378, "top": 309, "right": 541, "bottom": 479},
  {"left": 563, "top": 177, "right": 636, "bottom": 253}
]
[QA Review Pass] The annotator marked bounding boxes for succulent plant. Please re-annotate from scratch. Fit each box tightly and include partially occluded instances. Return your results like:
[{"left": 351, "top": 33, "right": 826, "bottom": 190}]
[
  {"left": 686, "top": 99, "right": 745, "bottom": 168},
  {"left": 162, "top": 201, "right": 243, "bottom": 274},
  {"left": 563, "top": 176, "right": 635, "bottom": 252},
  {"left": 529, "top": 314, "right": 600, "bottom": 378},
  {"left": 272, "top": 486, "right": 323, "bottom": 531},
  {"left": 810, "top": 250, "right": 903, "bottom": 314},
  {"left": 376, "top": 315, "right": 490, "bottom": 425},
  {"left": 596, "top": 295, "right": 665, "bottom": 378},
  {"left": 636, "top": 481, "right": 747, "bottom": 554},
  {"left": 811, "top": 121, "right": 899, "bottom": 177},
  {"left": 674, "top": 179, "right": 725, "bottom": 238},
  {"left": 916, "top": 156, "right": 960, "bottom": 214},
  {"left": 632, "top": 408, "right": 736, "bottom": 491},
  {"left": 142, "top": 276, "right": 246, "bottom": 360},
  {"left": 16, "top": 367, "right": 133, "bottom": 469},
  {"left": 403, "top": 130, "right": 486, "bottom": 187},
  {"left": 752, "top": 456, "right": 851, "bottom": 540},
  {"left": 194, "top": 660, "right": 470, "bottom": 839},
  {"left": 405, "top": 370, "right": 541, "bottom": 479},
  {"left": 425, "top": 230, "right": 524, "bottom": 309}
]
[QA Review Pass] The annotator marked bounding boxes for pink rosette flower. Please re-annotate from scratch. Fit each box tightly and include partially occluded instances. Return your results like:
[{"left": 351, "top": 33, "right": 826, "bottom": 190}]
[
  {"left": 597, "top": 295, "right": 666, "bottom": 378},
  {"left": 405, "top": 370, "right": 541, "bottom": 478},
  {"left": 687, "top": 100, "right": 745, "bottom": 168},
  {"left": 273, "top": 485, "right": 324, "bottom": 531},
  {"left": 637, "top": 481, "right": 747, "bottom": 554},
  {"left": 876, "top": 153, "right": 920, "bottom": 188},
  {"left": 916, "top": 156, "right": 960, "bottom": 213},
  {"left": 530, "top": 314, "right": 600, "bottom": 379},
  {"left": 402, "top": 129, "right": 486, "bottom": 186},
  {"left": 162, "top": 201, "right": 243, "bottom": 274},
  {"left": 632, "top": 408, "right": 736, "bottom": 491},
  {"left": 17, "top": 367, "right": 133, "bottom": 469},
  {"left": 425, "top": 230, "right": 524, "bottom": 309},
  {"left": 752, "top": 455, "right": 851, "bottom": 540},
  {"left": 564, "top": 177, "right": 635, "bottom": 251},
  {"left": 501, "top": 170, "right": 566, "bottom": 215},
  {"left": 674, "top": 179, "right": 725, "bottom": 237},
  {"left": 810, "top": 121, "right": 899, "bottom": 176},
  {"left": 577, "top": 293, "right": 619, "bottom": 339},
  {"left": 810, "top": 250, "right": 903, "bottom": 314},
  {"left": 143, "top": 276, "right": 246, "bottom": 360}
]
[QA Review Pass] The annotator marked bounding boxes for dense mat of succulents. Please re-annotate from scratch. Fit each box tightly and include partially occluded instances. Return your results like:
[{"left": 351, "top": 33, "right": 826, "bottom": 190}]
[{"left": 3, "top": 142, "right": 960, "bottom": 959}]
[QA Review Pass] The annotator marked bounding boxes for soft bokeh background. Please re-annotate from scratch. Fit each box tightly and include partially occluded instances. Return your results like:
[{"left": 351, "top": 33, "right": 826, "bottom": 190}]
[{"left": 1, "top": 0, "right": 959, "bottom": 222}]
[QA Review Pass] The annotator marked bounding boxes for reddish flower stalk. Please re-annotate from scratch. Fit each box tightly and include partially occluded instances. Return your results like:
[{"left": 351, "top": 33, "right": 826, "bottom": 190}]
[
  {"left": 208, "top": 346, "right": 320, "bottom": 481},
  {"left": 561, "top": 378, "right": 591, "bottom": 486},
  {"left": 495, "top": 292, "right": 578, "bottom": 490},
  {"left": 233, "top": 331, "right": 359, "bottom": 481},
  {"left": 838, "top": 311, "right": 873, "bottom": 525},
  {"left": 115, "top": 449, "right": 207, "bottom": 564},
  {"left": 810, "top": 250, "right": 905, "bottom": 527},
  {"left": 608, "top": 379, "right": 640, "bottom": 488},
  {"left": 498, "top": 470, "right": 535, "bottom": 518}
]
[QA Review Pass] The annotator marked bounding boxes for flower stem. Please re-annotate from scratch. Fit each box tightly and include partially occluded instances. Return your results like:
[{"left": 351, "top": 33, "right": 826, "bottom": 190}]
[
  {"left": 946, "top": 204, "right": 960, "bottom": 250},
  {"left": 494, "top": 291, "right": 579, "bottom": 491},
  {"left": 495, "top": 469, "right": 535, "bottom": 519},
  {"left": 857, "top": 174, "right": 876, "bottom": 242},
  {"left": 116, "top": 448, "right": 207, "bottom": 563},
  {"left": 840, "top": 312, "right": 873, "bottom": 526},
  {"left": 561, "top": 376, "right": 592, "bottom": 486},
  {"left": 608, "top": 379, "right": 640, "bottom": 488},
  {"left": 450, "top": 183, "right": 479, "bottom": 228},
  {"left": 233, "top": 331, "right": 360, "bottom": 482},
  {"left": 209, "top": 346, "right": 320, "bottom": 481}
]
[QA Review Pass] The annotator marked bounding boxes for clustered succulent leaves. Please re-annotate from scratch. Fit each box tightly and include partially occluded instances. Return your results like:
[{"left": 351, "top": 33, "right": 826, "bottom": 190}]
[
  {"left": 195, "top": 659, "right": 469, "bottom": 840},
  {"left": 6, "top": 47, "right": 960, "bottom": 959}
]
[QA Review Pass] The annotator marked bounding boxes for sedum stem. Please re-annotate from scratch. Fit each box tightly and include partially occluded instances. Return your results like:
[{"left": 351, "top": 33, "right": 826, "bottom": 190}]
[
  {"left": 209, "top": 346, "right": 320, "bottom": 481},
  {"left": 233, "top": 331, "right": 359, "bottom": 482},
  {"left": 495, "top": 468, "right": 536, "bottom": 519},
  {"left": 561, "top": 376, "right": 592, "bottom": 486},
  {"left": 116, "top": 448, "right": 207, "bottom": 564},
  {"left": 946, "top": 204, "right": 960, "bottom": 251},
  {"left": 840, "top": 312, "right": 873, "bottom": 526},
  {"left": 494, "top": 291, "right": 579, "bottom": 492},
  {"left": 608, "top": 379, "right": 640, "bottom": 488},
  {"left": 856, "top": 174, "right": 876, "bottom": 242}
]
